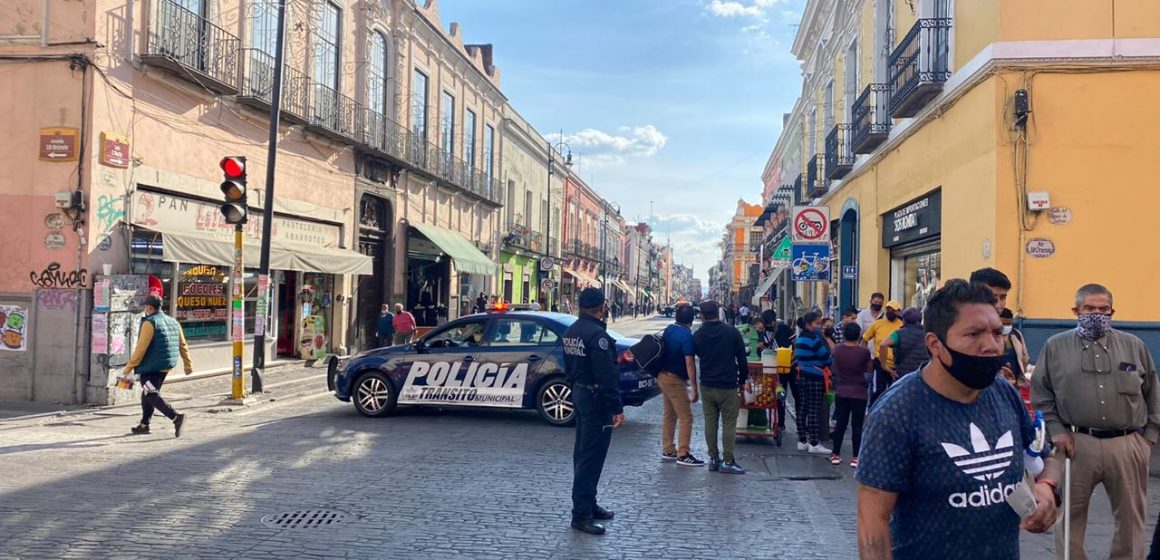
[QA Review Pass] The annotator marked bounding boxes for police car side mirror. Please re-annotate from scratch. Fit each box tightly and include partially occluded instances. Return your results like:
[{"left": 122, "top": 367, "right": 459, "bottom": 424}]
[{"left": 414, "top": 339, "right": 427, "bottom": 352}]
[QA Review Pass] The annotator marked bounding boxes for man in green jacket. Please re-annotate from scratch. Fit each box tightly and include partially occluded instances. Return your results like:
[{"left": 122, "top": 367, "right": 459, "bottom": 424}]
[{"left": 121, "top": 295, "right": 193, "bottom": 437}]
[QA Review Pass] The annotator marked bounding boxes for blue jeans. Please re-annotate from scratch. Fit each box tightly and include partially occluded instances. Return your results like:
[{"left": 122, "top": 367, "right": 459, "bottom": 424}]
[{"left": 571, "top": 386, "right": 613, "bottom": 521}]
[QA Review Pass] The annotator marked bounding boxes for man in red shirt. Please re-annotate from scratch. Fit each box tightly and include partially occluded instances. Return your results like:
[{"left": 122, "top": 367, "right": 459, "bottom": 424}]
[{"left": 392, "top": 303, "right": 417, "bottom": 344}]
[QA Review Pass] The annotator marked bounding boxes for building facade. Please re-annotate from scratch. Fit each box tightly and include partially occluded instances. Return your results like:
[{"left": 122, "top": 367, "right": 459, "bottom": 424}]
[
  {"left": 773, "top": 0, "right": 1160, "bottom": 349},
  {"left": 497, "top": 106, "right": 558, "bottom": 307}
]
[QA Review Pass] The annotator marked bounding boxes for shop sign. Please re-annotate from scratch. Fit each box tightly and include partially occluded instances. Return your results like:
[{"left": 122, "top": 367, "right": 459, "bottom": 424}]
[
  {"left": 1049, "top": 207, "right": 1072, "bottom": 225},
  {"left": 842, "top": 266, "right": 858, "bottom": 280},
  {"left": 99, "top": 132, "right": 130, "bottom": 168},
  {"left": 131, "top": 191, "right": 342, "bottom": 248},
  {"left": 883, "top": 190, "right": 942, "bottom": 248},
  {"left": 39, "top": 127, "right": 78, "bottom": 162},
  {"left": 791, "top": 244, "right": 831, "bottom": 282},
  {"left": 1026, "top": 238, "right": 1056, "bottom": 258},
  {"left": 792, "top": 206, "right": 830, "bottom": 244}
]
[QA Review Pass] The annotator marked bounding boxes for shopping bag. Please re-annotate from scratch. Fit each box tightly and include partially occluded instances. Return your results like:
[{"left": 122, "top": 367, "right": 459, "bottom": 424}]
[{"left": 736, "top": 408, "right": 749, "bottom": 429}]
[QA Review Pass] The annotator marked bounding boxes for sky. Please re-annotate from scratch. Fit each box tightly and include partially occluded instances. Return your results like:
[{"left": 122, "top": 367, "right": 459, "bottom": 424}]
[{"left": 435, "top": 0, "right": 807, "bottom": 286}]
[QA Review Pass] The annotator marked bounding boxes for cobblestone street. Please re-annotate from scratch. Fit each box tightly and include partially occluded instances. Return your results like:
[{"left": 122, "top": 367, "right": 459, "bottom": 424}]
[{"left": 0, "top": 315, "right": 1155, "bottom": 559}]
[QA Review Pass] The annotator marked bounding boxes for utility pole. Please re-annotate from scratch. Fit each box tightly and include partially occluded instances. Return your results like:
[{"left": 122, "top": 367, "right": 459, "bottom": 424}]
[{"left": 250, "top": 0, "right": 288, "bottom": 394}]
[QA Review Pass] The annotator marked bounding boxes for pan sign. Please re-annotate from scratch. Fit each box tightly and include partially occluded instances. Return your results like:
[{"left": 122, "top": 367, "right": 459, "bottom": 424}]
[{"left": 792, "top": 206, "right": 830, "bottom": 243}]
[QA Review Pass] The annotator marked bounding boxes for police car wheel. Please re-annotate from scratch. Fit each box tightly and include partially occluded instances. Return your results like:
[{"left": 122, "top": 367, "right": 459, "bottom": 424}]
[
  {"left": 537, "top": 379, "right": 575, "bottom": 426},
  {"left": 352, "top": 371, "right": 398, "bottom": 417}
]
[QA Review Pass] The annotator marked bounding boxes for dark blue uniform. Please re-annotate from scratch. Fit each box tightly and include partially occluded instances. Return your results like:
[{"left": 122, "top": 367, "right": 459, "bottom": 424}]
[{"left": 562, "top": 313, "right": 623, "bottom": 525}]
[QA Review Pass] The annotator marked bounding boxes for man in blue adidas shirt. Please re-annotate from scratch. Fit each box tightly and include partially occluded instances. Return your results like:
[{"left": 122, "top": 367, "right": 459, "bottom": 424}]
[
  {"left": 658, "top": 303, "right": 703, "bottom": 466},
  {"left": 856, "top": 280, "right": 1059, "bottom": 559}
]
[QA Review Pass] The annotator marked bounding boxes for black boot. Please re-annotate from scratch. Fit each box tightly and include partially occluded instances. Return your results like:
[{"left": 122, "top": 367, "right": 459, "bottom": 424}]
[
  {"left": 593, "top": 505, "right": 614, "bottom": 520},
  {"left": 570, "top": 519, "right": 606, "bottom": 535},
  {"left": 130, "top": 423, "right": 150, "bottom": 435}
]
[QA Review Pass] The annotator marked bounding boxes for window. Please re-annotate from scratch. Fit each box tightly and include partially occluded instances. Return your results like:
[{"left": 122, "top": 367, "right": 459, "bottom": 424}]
[
  {"left": 808, "top": 109, "right": 818, "bottom": 154},
  {"left": 464, "top": 109, "right": 477, "bottom": 169},
  {"left": 845, "top": 41, "right": 859, "bottom": 119},
  {"left": 484, "top": 124, "right": 495, "bottom": 182},
  {"left": 506, "top": 180, "right": 517, "bottom": 225},
  {"left": 368, "top": 32, "right": 388, "bottom": 116},
  {"left": 251, "top": 0, "right": 278, "bottom": 55},
  {"left": 490, "top": 320, "right": 557, "bottom": 346},
  {"left": 313, "top": 2, "right": 340, "bottom": 90},
  {"left": 412, "top": 69, "right": 429, "bottom": 139},
  {"left": 425, "top": 320, "right": 489, "bottom": 348},
  {"left": 824, "top": 81, "right": 834, "bottom": 132},
  {"left": 440, "top": 91, "right": 455, "bottom": 156},
  {"left": 524, "top": 189, "right": 533, "bottom": 232}
]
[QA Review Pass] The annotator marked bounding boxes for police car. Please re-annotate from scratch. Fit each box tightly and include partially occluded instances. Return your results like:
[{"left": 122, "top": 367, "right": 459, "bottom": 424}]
[{"left": 328, "top": 307, "right": 660, "bottom": 426}]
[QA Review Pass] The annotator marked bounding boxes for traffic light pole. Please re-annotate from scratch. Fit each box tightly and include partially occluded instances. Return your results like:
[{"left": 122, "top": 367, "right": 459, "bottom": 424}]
[
  {"left": 250, "top": 0, "right": 288, "bottom": 394},
  {"left": 230, "top": 225, "right": 245, "bottom": 400}
]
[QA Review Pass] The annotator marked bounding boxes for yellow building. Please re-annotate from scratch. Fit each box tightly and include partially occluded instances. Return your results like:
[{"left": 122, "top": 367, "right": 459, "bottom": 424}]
[{"left": 768, "top": 0, "right": 1160, "bottom": 349}]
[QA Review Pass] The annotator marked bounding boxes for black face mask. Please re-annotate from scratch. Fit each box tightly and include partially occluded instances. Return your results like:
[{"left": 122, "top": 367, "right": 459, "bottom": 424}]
[
  {"left": 870, "top": 303, "right": 883, "bottom": 312},
  {"left": 938, "top": 340, "right": 1006, "bottom": 390},
  {"left": 885, "top": 311, "right": 898, "bottom": 322}
]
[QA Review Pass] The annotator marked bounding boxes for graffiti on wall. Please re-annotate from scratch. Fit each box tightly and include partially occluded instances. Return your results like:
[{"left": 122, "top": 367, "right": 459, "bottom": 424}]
[
  {"left": 37, "top": 289, "right": 78, "bottom": 311},
  {"left": 96, "top": 194, "right": 125, "bottom": 234},
  {"left": 0, "top": 306, "right": 28, "bottom": 351},
  {"left": 29, "top": 262, "right": 88, "bottom": 288}
]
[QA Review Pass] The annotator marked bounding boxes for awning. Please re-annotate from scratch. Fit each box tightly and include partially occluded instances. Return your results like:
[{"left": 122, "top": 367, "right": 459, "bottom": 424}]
[
  {"left": 135, "top": 225, "right": 373, "bottom": 275},
  {"left": 750, "top": 264, "right": 788, "bottom": 305},
  {"left": 563, "top": 267, "right": 601, "bottom": 289},
  {"left": 613, "top": 279, "right": 632, "bottom": 294},
  {"left": 409, "top": 223, "right": 496, "bottom": 275}
]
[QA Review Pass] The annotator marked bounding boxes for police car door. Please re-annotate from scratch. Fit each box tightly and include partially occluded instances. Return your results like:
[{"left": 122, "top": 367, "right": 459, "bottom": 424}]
[
  {"left": 398, "top": 318, "right": 492, "bottom": 408},
  {"left": 476, "top": 318, "right": 559, "bottom": 406}
]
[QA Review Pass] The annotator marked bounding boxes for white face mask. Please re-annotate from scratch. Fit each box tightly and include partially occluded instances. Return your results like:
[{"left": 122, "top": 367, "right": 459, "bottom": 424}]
[{"left": 1002, "top": 325, "right": 1013, "bottom": 336}]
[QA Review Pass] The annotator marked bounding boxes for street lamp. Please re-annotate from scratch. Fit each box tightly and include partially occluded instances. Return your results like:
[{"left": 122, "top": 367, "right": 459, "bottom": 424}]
[{"left": 545, "top": 137, "right": 572, "bottom": 311}]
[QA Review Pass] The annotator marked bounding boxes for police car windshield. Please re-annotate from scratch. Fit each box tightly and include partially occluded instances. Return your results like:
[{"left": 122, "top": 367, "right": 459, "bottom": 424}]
[{"left": 552, "top": 316, "right": 628, "bottom": 341}]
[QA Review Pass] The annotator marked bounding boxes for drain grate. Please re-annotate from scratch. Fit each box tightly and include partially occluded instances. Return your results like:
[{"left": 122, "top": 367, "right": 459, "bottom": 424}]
[{"left": 261, "top": 509, "right": 352, "bottom": 530}]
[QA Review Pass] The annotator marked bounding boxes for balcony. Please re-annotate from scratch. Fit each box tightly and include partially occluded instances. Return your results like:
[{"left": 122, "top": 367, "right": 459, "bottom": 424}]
[
  {"left": 360, "top": 108, "right": 410, "bottom": 164},
  {"left": 889, "top": 18, "right": 952, "bottom": 118},
  {"left": 237, "top": 49, "right": 310, "bottom": 125},
  {"left": 142, "top": 0, "right": 239, "bottom": 94},
  {"left": 307, "top": 83, "right": 360, "bottom": 143},
  {"left": 825, "top": 124, "right": 854, "bottom": 180},
  {"left": 852, "top": 83, "right": 891, "bottom": 153},
  {"left": 805, "top": 154, "right": 828, "bottom": 199}
]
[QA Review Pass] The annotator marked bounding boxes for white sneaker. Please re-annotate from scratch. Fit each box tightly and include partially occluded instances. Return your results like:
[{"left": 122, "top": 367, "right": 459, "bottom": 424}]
[
  {"left": 808, "top": 444, "right": 833, "bottom": 455},
  {"left": 797, "top": 441, "right": 809, "bottom": 451}
]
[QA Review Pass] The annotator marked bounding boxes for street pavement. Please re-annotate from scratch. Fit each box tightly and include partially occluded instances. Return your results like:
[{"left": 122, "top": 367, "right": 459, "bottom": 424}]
[{"left": 0, "top": 314, "right": 1156, "bottom": 559}]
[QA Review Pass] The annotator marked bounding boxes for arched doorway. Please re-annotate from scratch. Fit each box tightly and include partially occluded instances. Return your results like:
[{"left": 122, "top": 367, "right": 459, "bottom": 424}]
[
  {"left": 839, "top": 206, "right": 859, "bottom": 312},
  {"left": 356, "top": 194, "right": 393, "bottom": 351}
]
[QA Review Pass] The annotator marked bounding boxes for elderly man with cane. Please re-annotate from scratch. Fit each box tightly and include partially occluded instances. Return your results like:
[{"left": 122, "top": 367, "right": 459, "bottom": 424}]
[{"left": 1032, "top": 283, "right": 1160, "bottom": 560}]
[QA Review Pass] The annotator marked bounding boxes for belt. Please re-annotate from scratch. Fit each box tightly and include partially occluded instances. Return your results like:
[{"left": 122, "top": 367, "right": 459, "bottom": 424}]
[{"left": 1066, "top": 425, "right": 1141, "bottom": 439}]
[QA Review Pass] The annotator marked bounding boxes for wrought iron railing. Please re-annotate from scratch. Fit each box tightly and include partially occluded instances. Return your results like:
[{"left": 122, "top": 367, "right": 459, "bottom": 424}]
[
  {"left": 888, "top": 18, "right": 952, "bottom": 117},
  {"left": 361, "top": 108, "right": 410, "bottom": 163},
  {"left": 851, "top": 83, "right": 891, "bottom": 153},
  {"left": 805, "top": 155, "right": 828, "bottom": 198},
  {"left": 145, "top": 0, "right": 239, "bottom": 91},
  {"left": 825, "top": 123, "right": 854, "bottom": 179},
  {"left": 238, "top": 48, "right": 274, "bottom": 103},
  {"left": 310, "top": 83, "right": 360, "bottom": 140}
]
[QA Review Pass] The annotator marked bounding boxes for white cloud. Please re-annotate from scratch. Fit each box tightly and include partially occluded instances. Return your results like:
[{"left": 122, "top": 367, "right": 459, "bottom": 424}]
[
  {"left": 706, "top": 0, "right": 783, "bottom": 19},
  {"left": 560, "top": 125, "right": 668, "bottom": 166},
  {"left": 647, "top": 213, "right": 728, "bottom": 278}
]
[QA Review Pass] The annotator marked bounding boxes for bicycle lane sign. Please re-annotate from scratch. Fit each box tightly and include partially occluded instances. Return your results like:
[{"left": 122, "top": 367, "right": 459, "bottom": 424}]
[
  {"left": 791, "top": 243, "right": 832, "bottom": 282},
  {"left": 792, "top": 206, "right": 830, "bottom": 243}
]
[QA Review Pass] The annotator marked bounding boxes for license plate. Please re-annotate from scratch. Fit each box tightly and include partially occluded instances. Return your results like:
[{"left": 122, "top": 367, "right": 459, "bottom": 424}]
[{"left": 638, "top": 378, "right": 655, "bottom": 389}]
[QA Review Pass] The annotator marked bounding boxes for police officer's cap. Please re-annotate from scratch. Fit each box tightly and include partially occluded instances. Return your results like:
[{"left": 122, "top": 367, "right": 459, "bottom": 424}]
[{"left": 578, "top": 287, "right": 605, "bottom": 309}]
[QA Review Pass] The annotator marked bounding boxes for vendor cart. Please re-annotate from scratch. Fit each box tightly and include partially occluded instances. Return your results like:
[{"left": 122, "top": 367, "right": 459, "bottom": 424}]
[{"left": 736, "top": 352, "right": 786, "bottom": 445}]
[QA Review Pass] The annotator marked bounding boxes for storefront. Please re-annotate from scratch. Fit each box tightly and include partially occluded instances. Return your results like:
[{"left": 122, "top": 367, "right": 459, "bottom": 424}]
[
  {"left": 883, "top": 189, "right": 942, "bottom": 311},
  {"left": 127, "top": 189, "right": 371, "bottom": 368},
  {"left": 498, "top": 252, "right": 539, "bottom": 306},
  {"left": 405, "top": 222, "right": 495, "bottom": 325}
]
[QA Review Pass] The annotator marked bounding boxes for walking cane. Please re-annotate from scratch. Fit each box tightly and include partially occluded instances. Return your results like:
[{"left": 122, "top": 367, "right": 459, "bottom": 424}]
[{"left": 1063, "top": 426, "right": 1075, "bottom": 560}]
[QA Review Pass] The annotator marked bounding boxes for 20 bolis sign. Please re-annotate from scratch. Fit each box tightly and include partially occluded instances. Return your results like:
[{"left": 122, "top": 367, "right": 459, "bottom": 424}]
[{"left": 400, "top": 361, "right": 529, "bottom": 408}]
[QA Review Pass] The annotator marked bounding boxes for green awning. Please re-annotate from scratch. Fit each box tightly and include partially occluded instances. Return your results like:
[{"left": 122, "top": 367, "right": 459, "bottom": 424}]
[{"left": 410, "top": 223, "right": 496, "bottom": 276}]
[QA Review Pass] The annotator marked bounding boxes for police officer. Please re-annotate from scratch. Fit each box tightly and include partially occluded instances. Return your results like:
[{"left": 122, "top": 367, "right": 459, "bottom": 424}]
[{"left": 562, "top": 287, "right": 623, "bottom": 535}]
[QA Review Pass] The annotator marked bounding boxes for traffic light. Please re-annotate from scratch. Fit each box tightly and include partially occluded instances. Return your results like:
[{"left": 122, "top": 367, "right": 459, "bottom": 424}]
[{"left": 219, "top": 156, "right": 247, "bottom": 224}]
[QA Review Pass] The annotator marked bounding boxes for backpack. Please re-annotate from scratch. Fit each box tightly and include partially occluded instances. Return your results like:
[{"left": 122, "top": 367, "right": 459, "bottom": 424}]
[{"left": 630, "top": 332, "right": 666, "bottom": 376}]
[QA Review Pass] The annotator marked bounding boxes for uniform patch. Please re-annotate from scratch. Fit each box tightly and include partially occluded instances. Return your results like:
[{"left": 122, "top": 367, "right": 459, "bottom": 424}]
[{"left": 598, "top": 338, "right": 609, "bottom": 350}]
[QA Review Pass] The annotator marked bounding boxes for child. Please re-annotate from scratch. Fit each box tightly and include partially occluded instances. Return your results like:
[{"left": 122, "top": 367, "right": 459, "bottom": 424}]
[{"left": 829, "top": 322, "right": 872, "bottom": 468}]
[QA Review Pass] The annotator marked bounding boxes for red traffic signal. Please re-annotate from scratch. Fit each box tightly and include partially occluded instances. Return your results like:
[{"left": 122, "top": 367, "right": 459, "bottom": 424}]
[
  {"left": 219, "top": 156, "right": 247, "bottom": 224},
  {"left": 220, "top": 156, "right": 246, "bottom": 179}
]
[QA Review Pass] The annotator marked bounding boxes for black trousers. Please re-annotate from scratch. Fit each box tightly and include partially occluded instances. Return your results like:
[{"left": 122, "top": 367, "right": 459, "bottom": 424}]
[
  {"left": 571, "top": 386, "right": 613, "bottom": 522},
  {"left": 830, "top": 397, "right": 866, "bottom": 458},
  {"left": 139, "top": 371, "right": 177, "bottom": 424},
  {"left": 782, "top": 372, "right": 805, "bottom": 443}
]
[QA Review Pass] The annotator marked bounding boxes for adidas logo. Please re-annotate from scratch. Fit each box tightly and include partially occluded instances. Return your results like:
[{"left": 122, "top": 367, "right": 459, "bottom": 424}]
[{"left": 941, "top": 423, "right": 1014, "bottom": 482}]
